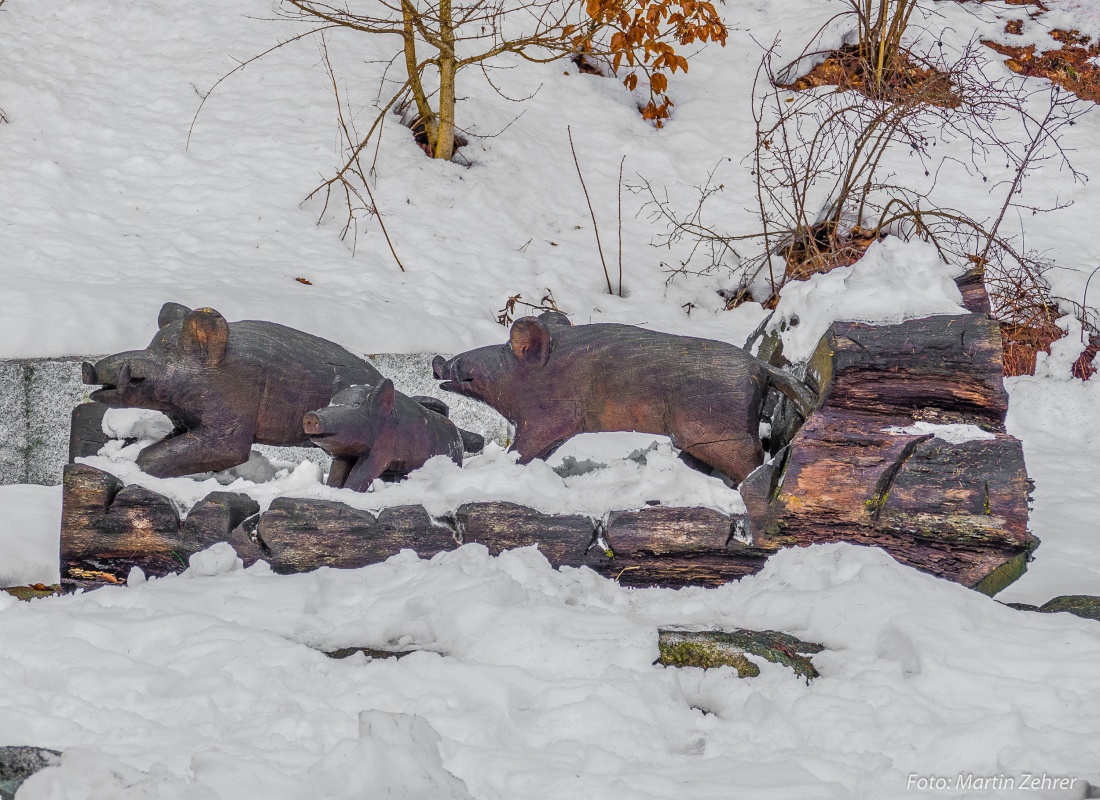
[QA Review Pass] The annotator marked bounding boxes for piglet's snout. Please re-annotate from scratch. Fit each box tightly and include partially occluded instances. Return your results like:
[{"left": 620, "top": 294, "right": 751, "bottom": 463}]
[{"left": 302, "top": 412, "right": 325, "bottom": 436}]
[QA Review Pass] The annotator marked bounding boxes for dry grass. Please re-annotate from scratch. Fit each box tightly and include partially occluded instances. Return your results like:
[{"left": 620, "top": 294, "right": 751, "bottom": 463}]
[
  {"left": 779, "top": 44, "right": 960, "bottom": 108},
  {"left": 984, "top": 30, "right": 1100, "bottom": 105}
]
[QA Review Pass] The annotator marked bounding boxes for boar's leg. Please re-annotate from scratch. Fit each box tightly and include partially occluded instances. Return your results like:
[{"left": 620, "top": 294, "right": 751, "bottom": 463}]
[
  {"left": 326, "top": 456, "right": 355, "bottom": 488},
  {"left": 136, "top": 428, "right": 253, "bottom": 478},
  {"left": 512, "top": 420, "right": 578, "bottom": 464},
  {"left": 680, "top": 434, "right": 763, "bottom": 487},
  {"left": 343, "top": 451, "right": 391, "bottom": 493}
]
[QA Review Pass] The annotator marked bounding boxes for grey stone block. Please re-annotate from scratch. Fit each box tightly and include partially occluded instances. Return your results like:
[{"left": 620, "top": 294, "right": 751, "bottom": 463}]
[
  {"left": 0, "top": 362, "right": 27, "bottom": 485},
  {"left": 27, "top": 359, "right": 95, "bottom": 486}
]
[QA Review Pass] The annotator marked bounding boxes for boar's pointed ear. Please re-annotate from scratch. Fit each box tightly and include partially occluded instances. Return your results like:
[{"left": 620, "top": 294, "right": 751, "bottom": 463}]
[
  {"left": 158, "top": 302, "right": 192, "bottom": 329},
  {"left": 373, "top": 379, "right": 396, "bottom": 414},
  {"left": 180, "top": 308, "right": 230, "bottom": 367},
  {"left": 509, "top": 317, "right": 553, "bottom": 366}
]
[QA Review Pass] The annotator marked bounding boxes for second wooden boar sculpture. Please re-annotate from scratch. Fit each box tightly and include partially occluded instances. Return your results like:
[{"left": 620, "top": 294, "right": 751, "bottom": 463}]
[
  {"left": 82, "top": 303, "right": 383, "bottom": 478},
  {"left": 303, "top": 379, "right": 482, "bottom": 491},
  {"left": 433, "top": 314, "right": 817, "bottom": 484}
]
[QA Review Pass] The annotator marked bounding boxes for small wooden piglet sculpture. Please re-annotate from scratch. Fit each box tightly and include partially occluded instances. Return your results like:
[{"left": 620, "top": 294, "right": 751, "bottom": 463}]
[{"left": 303, "top": 380, "right": 484, "bottom": 492}]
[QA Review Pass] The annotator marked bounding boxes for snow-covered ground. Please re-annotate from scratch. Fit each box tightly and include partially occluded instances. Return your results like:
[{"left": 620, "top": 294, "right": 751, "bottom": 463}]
[
  {"left": 2, "top": 0, "right": 1100, "bottom": 795},
  {"left": 4, "top": 544, "right": 1100, "bottom": 799}
]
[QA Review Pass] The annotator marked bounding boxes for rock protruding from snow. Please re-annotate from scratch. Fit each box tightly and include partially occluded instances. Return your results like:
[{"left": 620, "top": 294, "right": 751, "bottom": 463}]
[{"left": 0, "top": 747, "right": 61, "bottom": 800}]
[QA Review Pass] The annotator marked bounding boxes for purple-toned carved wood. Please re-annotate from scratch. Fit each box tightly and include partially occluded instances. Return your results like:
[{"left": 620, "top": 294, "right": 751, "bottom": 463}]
[
  {"left": 81, "top": 303, "right": 383, "bottom": 477},
  {"left": 304, "top": 379, "right": 480, "bottom": 492},
  {"left": 433, "top": 313, "right": 816, "bottom": 484}
]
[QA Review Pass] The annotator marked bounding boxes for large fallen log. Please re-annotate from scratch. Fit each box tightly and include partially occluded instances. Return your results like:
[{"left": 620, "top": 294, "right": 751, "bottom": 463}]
[{"left": 741, "top": 277, "right": 1035, "bottom": 594}]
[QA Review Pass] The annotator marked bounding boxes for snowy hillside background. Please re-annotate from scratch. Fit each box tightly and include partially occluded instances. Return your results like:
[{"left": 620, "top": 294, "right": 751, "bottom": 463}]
[{"left": 2, "top": 0, "right": 1100, "bottom": 796}]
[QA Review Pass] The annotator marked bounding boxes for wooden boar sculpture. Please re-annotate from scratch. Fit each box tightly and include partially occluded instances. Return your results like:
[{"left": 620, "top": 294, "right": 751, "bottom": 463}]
[
  {"left": 432, "top": 313, "right": 818, "bottom": 484},
  {"left": 82, "top": 302, "right": 384, "bottom": 478},
  {"left": 303, "top": 379, "right": 485, "bottom": 491}
]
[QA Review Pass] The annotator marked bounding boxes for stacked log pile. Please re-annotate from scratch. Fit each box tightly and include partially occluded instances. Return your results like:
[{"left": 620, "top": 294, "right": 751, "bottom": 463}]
[{"left": 740, "top": 274, "right": 1036, "bottom": 594}]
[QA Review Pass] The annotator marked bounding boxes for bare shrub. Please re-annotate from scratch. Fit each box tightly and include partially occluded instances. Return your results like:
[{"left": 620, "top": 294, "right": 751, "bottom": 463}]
[{"left": 641, "top": 38, "right": 1091, "bottom": 337}]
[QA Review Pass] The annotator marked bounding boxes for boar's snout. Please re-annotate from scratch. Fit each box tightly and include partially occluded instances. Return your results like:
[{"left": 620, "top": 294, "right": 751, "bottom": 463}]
[
  {"left": 302, "top": 411, "right": 326, "bottom": 436},
  {"left": 81, "top": 362, "right": 97, "bottom": 385},
  {"left": 432, "top": 355, "right": 447, "bottom": 380}
]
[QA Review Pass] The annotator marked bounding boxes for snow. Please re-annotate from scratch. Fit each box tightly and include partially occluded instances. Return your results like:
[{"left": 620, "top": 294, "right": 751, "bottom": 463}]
[
  {"left": 3, "top": 0, "right": 1100, "bottom": 795},
  {"left": 79, "top": 431, "right": 746, "bottom": 518},
  {"left": 882, "top": 422, "right": 997, "bottom": 444},
  {"left": 767, "top": 238, "right": 968, "bottom": 363},
  {"left": 3, "top": 544, "right": 1100, "bottom": 798},
  {"left": 0, "top": 485, "right": 62, "bottom": 587}
]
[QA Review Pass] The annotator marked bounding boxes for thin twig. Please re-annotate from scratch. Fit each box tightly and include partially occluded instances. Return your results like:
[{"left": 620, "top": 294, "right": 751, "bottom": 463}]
[
  {"left": 568, "top": 126, "right": 613, "bottom": 295},
  {"left": 617, "top": 155, "right": 626, "bottom": 297}
]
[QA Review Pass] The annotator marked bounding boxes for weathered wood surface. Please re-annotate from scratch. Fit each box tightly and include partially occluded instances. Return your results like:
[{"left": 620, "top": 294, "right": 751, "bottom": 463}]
[
  {"left": 57, "top": 467, "right": 762, "bottom": 589},
  {"left": 742, "top": 277, "right": 1034, "bottom": 593},
  {"left": 818, "top": 315, "right": 1009, "bottom": 429},
  {"left": 61, "top": 464, "right": 258, "bottom": 587},
  {"left": 60, "top": 464, "right": 184, "bottom": 587},
  {"left": 68, "top": 401, "right": 111, "bottom": 462},
  {"left": 181, "top": 492, "right": 260, "bottom": 554},
  {"left": 255, "top": 498, "right": 457, "bottom": 574},
  {"left": 657, "top": 629, "right": 824, "bottom": 679},
  {"left": 597, "top": 506, "right": 768, "bottom": 588},
  {"left": 456, "top": 501, "right": 598, "bottom": 567}
]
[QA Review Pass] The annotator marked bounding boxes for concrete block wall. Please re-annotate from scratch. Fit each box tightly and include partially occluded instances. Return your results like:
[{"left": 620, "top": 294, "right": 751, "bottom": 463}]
[{"left": 0, "top": 356, "right": 512, "bottom": 486}]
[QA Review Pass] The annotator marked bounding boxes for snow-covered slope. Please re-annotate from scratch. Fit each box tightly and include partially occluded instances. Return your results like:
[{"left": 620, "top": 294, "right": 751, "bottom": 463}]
[
  {"left": 2, "top": 0, "right": 1100, "bottom": 794},
  {"left": 4, "top": 544, "right": 1100, "bottom": 799}
]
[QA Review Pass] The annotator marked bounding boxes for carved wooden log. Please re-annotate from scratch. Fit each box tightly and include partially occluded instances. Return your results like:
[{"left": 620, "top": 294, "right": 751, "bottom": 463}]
[
  {"left": 812, "top": 315, "right": 1009, "bottom": 429},
  {"left": 456, "top": 502, "right": 599, "bottom": 568},
  {"left": 60, "top": 464, "right": 185, "bottom": 587},
  {"left": 255, "top": 498, "right": 456, "bottom": 574},
  {"left": 657, "top": 629, "right": 824, "bottom": 679},
  {"left": 743, "top": 296, "right": 1034, "bottom": 594},
  {"left": 58, "top": 466, "right": 761, "bottom": 589},
  {"left": 180, "top": 492, "right": 260, "bottom": 556},
  {"left": 598, "top": 506, "right": 768, "bottom": 588},
  {"left": 68, "top": 401, "right": 111, "bottom": 462}
]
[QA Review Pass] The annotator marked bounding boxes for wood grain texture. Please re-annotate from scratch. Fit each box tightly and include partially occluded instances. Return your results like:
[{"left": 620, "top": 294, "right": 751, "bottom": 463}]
[
  {"left": 60, "top": 464, "right": 186, "bottom": 587},
  {"left": 180, "top": 492, "right": 260, "bottom": 557},
  {"left": 824, "top": 315, "right": 1008, "bottom": 429},
  {"left": 256, "top": 497, "right": 456, "bottom": 574},
  {"left": 743, "top": 298, "right": 1034, "bottom": 592},
  {"left": 456, "top": 501, "right": 598, "bottom": 567},
  {"left": 67, "top": 401, "right": 112, "bottom": 462}
]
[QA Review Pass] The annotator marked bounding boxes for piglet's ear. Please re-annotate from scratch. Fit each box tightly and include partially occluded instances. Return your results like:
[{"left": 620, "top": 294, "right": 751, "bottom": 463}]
[
  {"left": 373, "top": 379, "right": 396, "bottom": 414},
  {"left": 509, "top": 317, "right": 552, "bottom": 366},
  {"left": 180, "top": 308, "right": 230, "bottom": 367},
  {"left": 158, "top": 302, "right": 192, "bottom": 329}
]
